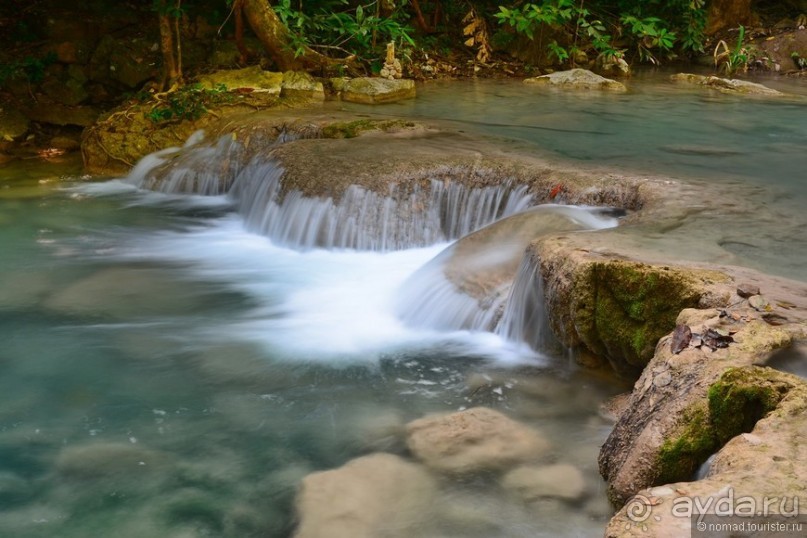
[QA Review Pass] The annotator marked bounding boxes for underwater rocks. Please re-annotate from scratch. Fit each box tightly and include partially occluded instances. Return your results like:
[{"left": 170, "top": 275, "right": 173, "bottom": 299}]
[
  {"left": 293, "top": 453, "right": 437, "bottom": 538},
  {"left": 524, "top": 68, "right": 627, "bottom": 91},
  {"left": 405, "top": 407, "right": 550, "bottom": 474},
  {"left": 501, "top": 463, "right": 586, "bottom": 502}
]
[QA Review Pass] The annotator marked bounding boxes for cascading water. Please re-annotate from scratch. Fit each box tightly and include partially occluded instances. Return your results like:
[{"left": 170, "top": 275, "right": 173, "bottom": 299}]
[
  {"left": 122, "top": 134, "right": 621, "bottom": 355},
  {"left": 394, "top": 205, "right": 619, "bottom": 352},
  {"left": 128, "top": 132, "right": 535, "bottom": 251}
]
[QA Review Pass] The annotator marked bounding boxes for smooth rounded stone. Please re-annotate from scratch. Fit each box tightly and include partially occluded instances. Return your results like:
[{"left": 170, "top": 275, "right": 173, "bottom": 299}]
[
  {"left": 55, "top": 441, "right": 170, "bottom": 479},
  {"left": 524, "top": 69, "right": 627, "bottom": 91},
  {"left": 42, "top": 267, "right": 211, "bottom": 319},
  {"left": 345, "top": 406, "right": 406, "bottom": 451},
  {"left": 0, "top": 106, "right": 29, "bottom": 141},
  {"left": 294, "top": 453, "right": 437, "bottom": 538},
  {"left": 737, "top": 282, "right": 761, "bottom": 298},
  {"left": 341, "top": 77, "right": 416, "bottom": 104},
  {"left": 405, "top": 407, "right": 550, "bottom": 474},
  {"left": 196, "top": 66, "right": 283, "bottom": 94},
  {"left": 281, "top": 71, "right": 325, "bottom": 100},
  {"left": 501, "top": 463, "right": 586, "bottom": 502}
]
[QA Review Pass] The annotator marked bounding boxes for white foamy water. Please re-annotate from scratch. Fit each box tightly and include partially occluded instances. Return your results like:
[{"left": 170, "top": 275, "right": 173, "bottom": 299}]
[{"left": 106, "top": 209, "right": 540, "bottom": 364}]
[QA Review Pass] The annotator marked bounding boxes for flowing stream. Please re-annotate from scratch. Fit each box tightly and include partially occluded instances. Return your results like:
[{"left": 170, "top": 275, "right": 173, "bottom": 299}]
[{"left": 1, "top": 73, "right": 806, "bottom": 537}]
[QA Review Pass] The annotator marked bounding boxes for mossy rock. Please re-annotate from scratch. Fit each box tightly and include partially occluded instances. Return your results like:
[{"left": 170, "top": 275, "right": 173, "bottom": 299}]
[
  {"left": 341, "top": 77, "right": 416, "bottom": 104},
  {"left": 655, "top": 366, "right": 799, "bottom": 484},
  {"left": 320, "top": 119, "right": 418, "bottom": 139},
  {"left": 196, "top": 66, "right": 283, "bottom": 95},
  {"left": 553, "top": 258, "right": 727, "bottom": 377}
]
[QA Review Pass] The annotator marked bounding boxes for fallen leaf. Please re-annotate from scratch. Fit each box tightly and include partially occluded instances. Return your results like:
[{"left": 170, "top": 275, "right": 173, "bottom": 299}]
[
  {"left": 702, "top": 328, "right": 734, "bottom": 350},
  {"left": 671, "top": 324, "right": 692, "bottom": 354}
]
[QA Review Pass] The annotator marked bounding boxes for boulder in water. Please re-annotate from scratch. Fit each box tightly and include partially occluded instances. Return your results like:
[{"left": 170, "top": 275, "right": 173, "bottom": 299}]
[
  {"left": 524, "top": 69, "right": 627, "bottom": 91},
  {"left": 670, "top": 73, "right": 783, "bottom": 96},
  {"left": 281, "top": 71, "right": 325, "bottom": 101},
  {"left": 340, "top": 77, "right": 416, "bottom": 104},
  {"left": 502, "top": 463, "right": 587, "bottom": 502},
  {"left": 294, "top": 453, "right": 437, "bottom": 538},
  {"left": 406, "top": 407, "right": 550, "bottom": 474}
]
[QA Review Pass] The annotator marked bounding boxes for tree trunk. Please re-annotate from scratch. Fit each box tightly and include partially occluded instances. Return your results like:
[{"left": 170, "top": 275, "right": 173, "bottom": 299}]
[
  {"left": 158, "top": 12, "right": 181, "bottom": 89},
  {"left": 240, "top": 0, "right": 336, "bottom": 72},
  {"left": 705, "top": 0, "right": 756, "bottom": 35}
]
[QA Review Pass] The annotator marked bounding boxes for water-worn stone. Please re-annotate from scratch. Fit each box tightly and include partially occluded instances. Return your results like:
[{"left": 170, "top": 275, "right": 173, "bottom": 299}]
[
  {"left": 670, "top": 73, "right": 783, "bottom": 96},
  {"left": 502, "top": 463, "right": 586, "bottom": 502},
  {"left": 524, "top": 69, "right": 627, "bottom": 91},
  {"left": 0, "top": 106, "right": 29, "bottom": 142},
  {"left": 281, "top": 71, "right": 325, "bottom": 100},
  {"left": 406, "top": 407, "right": 550, "bottom": 474},
  {"left": 294, "top": 453, "right": 437, "bottom": 538},
  {"left": 196, "top": 66, "right": 283, "bottom": 94},
  {"left": 736, "top": 282, "right": 760, "bottom": 298},
  {"left": 533, "top": 239, "right": 730, "bottom": 377},
  {"left": 55, "top": 442, "right": 170, "bottom": 479},
  {"left": 341, "top": 77, "right": 416, "bottom": 104}
]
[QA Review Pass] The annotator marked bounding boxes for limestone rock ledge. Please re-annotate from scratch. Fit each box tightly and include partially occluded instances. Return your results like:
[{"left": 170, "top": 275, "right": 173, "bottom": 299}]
[{"left": 532, "top": 236, "right": 731, "bottom": 377}]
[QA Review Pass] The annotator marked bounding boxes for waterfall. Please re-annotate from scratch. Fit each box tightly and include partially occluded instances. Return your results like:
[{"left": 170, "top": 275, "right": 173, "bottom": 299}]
[
  {"left": 229, "top": 159, "right": 534, "bottom": 251},
  {"left": 395, "top": 206, "right": 619, "bottom": 340},
  {"left": 494, "top": 254, "right": 556, "bottom": 352},
  {"left": 130, "top": 133, "right": 535, "bottom": 251}
]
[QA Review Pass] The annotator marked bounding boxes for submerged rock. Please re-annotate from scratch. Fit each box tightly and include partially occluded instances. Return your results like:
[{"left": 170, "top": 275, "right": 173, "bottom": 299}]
[
  {"left": 502, "top": 463, "right": 587, "bottom": 502},
  {"left": 524, "top": 69, "right": 627, "bottom": 91},
  {"left": 406, "top": 407, "right": 550, "bottom": 474},
  {"left": 670, "top": 73, "right": 783, "bottom": 96},
  {"left": 294, "top": 453, "right": 436, "bottom": 538},
  {"left": 340, "top": 77, "right": 416, "bottom": 104},
  {"left": 55, "top": 442, "right": 170, "bottom": 479}
]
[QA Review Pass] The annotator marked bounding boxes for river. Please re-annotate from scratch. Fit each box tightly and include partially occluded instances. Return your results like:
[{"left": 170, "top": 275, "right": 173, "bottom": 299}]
[{"left": 0, "top": 72, "right": 805, "bottom": 537}]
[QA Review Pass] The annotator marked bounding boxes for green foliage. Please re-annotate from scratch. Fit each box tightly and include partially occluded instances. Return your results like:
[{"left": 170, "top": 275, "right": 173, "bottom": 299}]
[
  {"left": 714, "top": 26, "right": 749, "bottom": 76},
  {"left": 146, "top": 83, "right": 231, "bottom": 123},
  {"left": 791, "top": 52, "right": 806, "bottom": 70},
  {"left": 493, "top": 0, "right": 706, "bottom": 66},
  {"left": 0, "top": 52, "right": 57, "bottom": 87},
  {"left": 273, "top": 0, "right": 415, "bottom": 61}
]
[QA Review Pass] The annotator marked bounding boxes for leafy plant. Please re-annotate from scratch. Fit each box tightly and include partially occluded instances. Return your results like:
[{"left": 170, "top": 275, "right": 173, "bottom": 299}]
[
  {"left": 146, "top": 83, "right": 231, "bottom": 123},
  {"left": 273, "top": 0, "right": 415, "bottom": 62},
  {"left": 494, "top": 0, "right": 706, "bottom": 67},
  {"left": 714, "top": 25, "right": 749, "bottom": 76},
  {"left": 0, "top": 52, "right": 57, "bottom": 87},
  {"left": 792, "top": 52, "right": 806, "bottom": 70}
]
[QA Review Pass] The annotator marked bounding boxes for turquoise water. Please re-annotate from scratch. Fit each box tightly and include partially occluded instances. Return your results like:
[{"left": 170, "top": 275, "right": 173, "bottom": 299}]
[
  {"left": 340, "top": 72, "right": 807, "bottom": 280},
  {"left": 2, "top": 74, "right": 806, "bottom": 537}
]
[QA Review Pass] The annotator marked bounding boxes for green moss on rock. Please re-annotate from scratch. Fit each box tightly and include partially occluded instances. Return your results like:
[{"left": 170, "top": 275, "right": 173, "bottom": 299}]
[
  {"left": 320, "top": 119, "right": 417, "bottom": 139},
  {"left": 655, "top": 366, "right": 798, "bottom": 485},
  {"left": 582, "top": 261, "right": 725, "bottom": 376},
  {"left": 657, "top": 404, "right": 717, "bottom": 484},
  {"left": 708, "top": 367, "right": 789, "bottom": 444}
]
